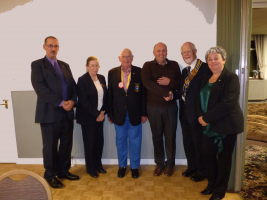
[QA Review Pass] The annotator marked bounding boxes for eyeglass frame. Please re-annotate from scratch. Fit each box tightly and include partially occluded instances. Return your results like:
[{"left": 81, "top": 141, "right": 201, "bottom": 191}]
[
  {"left": 45, "top": 44, "right": 60, "bottom": 49},
  {"left": 181, "top": 49, "right": 195, "bottom": 55}
]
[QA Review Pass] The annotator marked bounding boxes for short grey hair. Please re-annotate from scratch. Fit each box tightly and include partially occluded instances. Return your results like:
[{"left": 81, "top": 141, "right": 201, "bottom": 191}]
[
  {"left": 180, "top": 42, "right": 196, "bottom": 52},
  {"left": 120, "top": 48, "right": 133, "bottom": 56},
  {"left": 205, "top": 46, "right": 227, "bottom": 61}
]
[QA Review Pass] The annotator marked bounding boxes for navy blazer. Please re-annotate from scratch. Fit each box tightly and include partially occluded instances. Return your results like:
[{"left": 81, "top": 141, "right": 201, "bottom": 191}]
[
  {"left": 196, "top": 67, "right": 244, "bottom": 135},
  {"left": 76, "top": 73, "right": 108, "bottom": 125},
  {"left": 31, "top": 56, "right": 77, "bottom": 123},
  {"left": 175, "top": 60, "right": 212, "bottom": 124},
  {"left": 108, "top": 65, "right": 146, "bottom": 126}
]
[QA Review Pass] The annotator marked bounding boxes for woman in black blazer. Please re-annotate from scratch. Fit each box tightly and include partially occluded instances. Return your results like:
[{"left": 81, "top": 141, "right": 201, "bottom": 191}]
[
  {"left": 196, "top": 47, "right": 244, "bottom": 200},
  {"left": 76, "top": 56, "right": 108, "bottom": 178}
]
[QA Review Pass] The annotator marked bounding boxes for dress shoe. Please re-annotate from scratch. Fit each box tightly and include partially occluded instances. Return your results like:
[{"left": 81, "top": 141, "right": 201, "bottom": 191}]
[
  {"left": 182, "top": 169, "right": 196, "bottom": 177},
  {"left": 153, "top": 168, "right": 163, "bottom": 176},
  {"left": 58, "top": 172, "right": 79, "bottom": 180},
  {"left": 164, "top": 168, "right": 173, "bottom": 176},
  {"left": 131, "top": 168, "right": 139, "bottom": 179},
  {"left": 97, "top": 168, "right": 107, "bottom": 174},
  {"left": 201, "top": 188, "right": 213, "bottom": 195},
  {"left": 89, "top": 172, "right": 98, "bottom": 178},
  {"left": 46, "top": 177, "right": 63, "bottom": 188},
  {"left": 118, "top": 167, "right": 126, "bottom": 178},
  {"left": 190, "top": 173, "right": 206, "bottom": 182},
  {"left": 209, "top": 195, "right": 223, "bottom": 200}
]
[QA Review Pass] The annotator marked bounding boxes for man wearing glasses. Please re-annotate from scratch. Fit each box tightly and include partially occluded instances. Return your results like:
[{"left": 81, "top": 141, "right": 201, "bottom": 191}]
[
  {"left": 108, "top": 48, "right": 147, "bottom": 179},
  {"left": 31, "top": 36, "right": 79, "bottom": 188},
  {"left": 177, "top": 42, "right": 211, "bottom": 182}
]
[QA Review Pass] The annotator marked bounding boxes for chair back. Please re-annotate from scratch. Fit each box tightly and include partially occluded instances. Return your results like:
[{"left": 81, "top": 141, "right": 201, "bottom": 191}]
[{"left": 0, "top": 170, "right": 52, "bottom": 200}]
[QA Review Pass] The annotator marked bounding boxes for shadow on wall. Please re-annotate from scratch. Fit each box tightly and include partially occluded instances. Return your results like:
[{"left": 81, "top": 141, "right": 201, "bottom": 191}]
[
  {"left": 2, "top": 0, "right": 216, "bottom": 24},
  {"left": 186, "top": 0, "right": 216, "bottom": 24},
  {"left": 0, "top": 0, "right": 33, "bottom": 14}
]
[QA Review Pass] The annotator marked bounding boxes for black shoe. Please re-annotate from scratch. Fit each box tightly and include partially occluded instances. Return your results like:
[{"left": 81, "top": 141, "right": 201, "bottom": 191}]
[
  {"left": 131, "top": 168, "right": 139, "bottom": 179},
  {"left": 46, "top": 177, "right": 63, "bottom": 188},
  {"left": 182, "top": 169, "right": 196, "bottom": 177},
  {"left": 118, "top": 167, "right": 126, "bottom": 178},
  {"left": 209, "top": 195, "right": 223, "bottom": 200},
  {"left": 89, "top": 172, "right": 98, "bottom": 178},
  {"left": 201, "top": 188, "right": 213, "bottom": 195},
  {"left": 58, "top": 172, "right": 79, "bottom": 180},
  {"left": 190, "top": 173, "right": 206, "bottom": 182},
  {"left": 97, "top": 168, "right": 107, "bottom": 174}
]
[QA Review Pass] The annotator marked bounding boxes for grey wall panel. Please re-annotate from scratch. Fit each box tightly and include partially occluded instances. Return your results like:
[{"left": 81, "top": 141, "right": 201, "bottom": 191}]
[
  {"left": 11, "top": 91, "right": 42, "bottom": 158},
  {"left": 12, "top": 91, "right": 186, "bottom": 160}
]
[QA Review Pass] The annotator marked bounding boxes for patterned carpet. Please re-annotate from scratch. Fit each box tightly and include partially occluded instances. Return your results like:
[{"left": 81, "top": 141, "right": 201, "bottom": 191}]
[
  {"left": 239, "top": 145, "right": 267, "bottom": 200},
  {"left": 247, "top": 103, "right": 267, "bottom": 142}
]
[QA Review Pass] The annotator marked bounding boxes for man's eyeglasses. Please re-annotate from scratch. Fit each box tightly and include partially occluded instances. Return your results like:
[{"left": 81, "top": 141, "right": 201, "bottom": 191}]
[
  {"left": 181, "top": 49, "right": 194, "bottom": 55},
  {"left": 45, "top": 44, "right": 59, "bottom": 49}
]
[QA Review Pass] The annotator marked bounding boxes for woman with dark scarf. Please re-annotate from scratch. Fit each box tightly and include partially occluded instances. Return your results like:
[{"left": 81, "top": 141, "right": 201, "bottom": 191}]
[{"left": 196, "top": 46, "right": 244, "bottom": 200}]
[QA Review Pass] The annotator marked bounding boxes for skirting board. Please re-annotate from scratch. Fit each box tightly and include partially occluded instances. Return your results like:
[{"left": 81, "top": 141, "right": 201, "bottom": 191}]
[{"left": 16, "top": 158, "right": 188, "bottom": 165}]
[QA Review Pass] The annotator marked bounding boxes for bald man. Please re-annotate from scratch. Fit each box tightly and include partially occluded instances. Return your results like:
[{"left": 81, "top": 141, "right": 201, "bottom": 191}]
[
  {"left": 108, "top": 48, "right": 147, "bottom": 179},
  {"left": 141, "top": 43, "right": 181, "bottom": 177}
]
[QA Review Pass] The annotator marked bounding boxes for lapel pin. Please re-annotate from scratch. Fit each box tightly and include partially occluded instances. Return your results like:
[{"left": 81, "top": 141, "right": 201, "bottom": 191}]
[{"left": 118, "top": 82, "right": 124, "bottom": 88}]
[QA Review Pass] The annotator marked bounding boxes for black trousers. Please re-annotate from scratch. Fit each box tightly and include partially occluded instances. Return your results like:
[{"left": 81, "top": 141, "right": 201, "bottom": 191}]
[
  {"left": 81, "top": 120, "right": 104, "bottom": 174},
  {"left": 147, "top": 104, "right": 178, "bottom": 169},
  {"left": 40, "top": 111, "right": 73, "bottom": 180},
  {"left": 202, "top": 134, "right": 237, "bottom": 199},
  {"left": 180, "top": 120, "right": 206, "bottom": 177}
]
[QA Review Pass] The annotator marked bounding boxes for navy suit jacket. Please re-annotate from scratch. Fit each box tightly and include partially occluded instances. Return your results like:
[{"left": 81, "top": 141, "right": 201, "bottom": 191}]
[
  {"left": 176, "top": 60, "right": 212, "bottom": 124},
  {"left": 31, "top": 56, "right": 77, "bottom": 123},
  {"left": 108, "top": 65, "right": 146, "bottom": 126},
  {"left": 76, "top": 73, "right": 108, "bottom": 125}
]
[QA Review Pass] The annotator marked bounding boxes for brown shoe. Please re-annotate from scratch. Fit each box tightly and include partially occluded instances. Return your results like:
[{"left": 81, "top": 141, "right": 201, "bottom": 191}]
[
  {"left": 153, "top": 168, "right": 163, "bottom": 176},
  {"left": 164, "top": 168, "right": 173, "bottom": 176}
]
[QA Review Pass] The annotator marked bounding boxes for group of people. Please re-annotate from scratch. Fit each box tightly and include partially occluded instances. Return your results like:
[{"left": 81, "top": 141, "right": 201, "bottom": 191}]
[{"left": 31, "top": 36, "right": 244, "bottom": 200}]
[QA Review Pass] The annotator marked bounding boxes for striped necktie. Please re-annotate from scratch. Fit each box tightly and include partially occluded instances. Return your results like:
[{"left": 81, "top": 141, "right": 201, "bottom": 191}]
[{"left": 187, "top": 66, "right": 191, "bottom": 76}]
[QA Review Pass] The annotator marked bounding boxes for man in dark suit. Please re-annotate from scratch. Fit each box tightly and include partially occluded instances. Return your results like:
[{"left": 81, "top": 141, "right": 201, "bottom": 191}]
[
  {"left": 31, "top": 36, "right": 79, "bottom": 188},
  {"left": 177, "top": 42, "right": 211, "bottom": 182},
  {"left": 108, "top": 48, "right": 147, "bottom": 179}
]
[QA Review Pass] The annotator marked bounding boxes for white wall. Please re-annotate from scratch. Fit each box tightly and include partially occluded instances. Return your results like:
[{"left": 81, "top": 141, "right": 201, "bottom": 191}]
[{"left": 0, "top": 0, "right": 217, "bottom": 163}]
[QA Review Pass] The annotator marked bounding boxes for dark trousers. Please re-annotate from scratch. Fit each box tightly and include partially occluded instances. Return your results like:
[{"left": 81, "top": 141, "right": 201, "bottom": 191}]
[
  {"left": 147, "top": 104, "right": 178, "bottom": 169},
  {"left": 40, "top": 112, "right": 73, "bottom": 180},
  {"left": 81, "top": 120, "right": 104, "bottom": 174},
  {"left": 202, "top": 134, "right": 237, "bottom": 199},
  {"left": 180, "top": 120, "right": 206, "bottom": 177}
]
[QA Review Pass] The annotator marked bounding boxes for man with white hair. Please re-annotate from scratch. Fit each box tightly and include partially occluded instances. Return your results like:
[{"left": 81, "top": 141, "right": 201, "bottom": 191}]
[
  {"left": 108, "top": 48, "right": 147, "bottom": 179},
  {"left": 178, "top": 42, "right": 211, "bottom": 183}
]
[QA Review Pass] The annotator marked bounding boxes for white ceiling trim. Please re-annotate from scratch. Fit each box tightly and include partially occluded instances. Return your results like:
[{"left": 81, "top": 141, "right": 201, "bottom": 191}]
[
  {"left": 253, "top": 0, "right": 267, "bottom": 8},
  {"left": 253, "top": 3, "right": 267, "bottom": 8}
]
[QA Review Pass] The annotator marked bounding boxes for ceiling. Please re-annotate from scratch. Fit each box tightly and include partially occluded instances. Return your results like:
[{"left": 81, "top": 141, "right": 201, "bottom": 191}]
[
  {"left": 252, "top": 8, "right": 267, "bottom": 34},
  {"left": 252, "top": 0, "right": 267, "bottom": 34}
]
